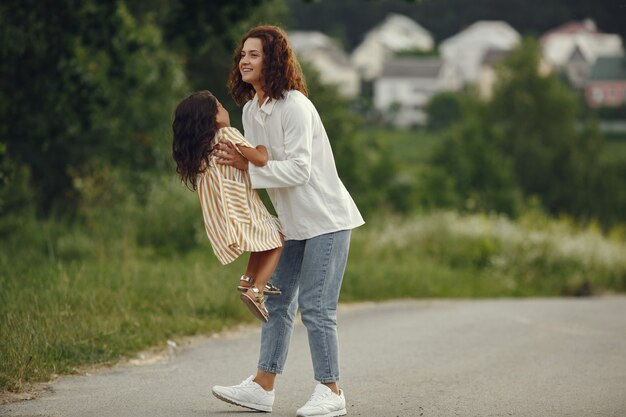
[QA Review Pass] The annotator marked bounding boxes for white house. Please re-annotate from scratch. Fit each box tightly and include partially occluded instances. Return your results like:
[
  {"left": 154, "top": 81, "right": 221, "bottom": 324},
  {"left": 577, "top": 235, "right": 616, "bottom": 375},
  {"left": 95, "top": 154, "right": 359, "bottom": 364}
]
[
  {"left": 478, "top": 49, "right": 510, "bottom": 99},
  {"left": 351, "top": 13, "right": 435, "bottom": 81},
  {"left": 374, "top": 58, "right": 462, "bottom": 127},
  {"left": 540, "top": 19, "right": 624, "bottom": 89},
  {"left": 440, "top": 21, "right": 520, "bottom": 85},
  {"left": 289, "top": 31, "right": 361, "bottom": 97}
]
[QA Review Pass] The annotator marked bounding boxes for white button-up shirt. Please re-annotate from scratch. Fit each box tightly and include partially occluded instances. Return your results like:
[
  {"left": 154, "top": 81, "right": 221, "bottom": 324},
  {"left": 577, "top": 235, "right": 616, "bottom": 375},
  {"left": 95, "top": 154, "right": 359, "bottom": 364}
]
[{"left": 243, "top": 90, "right": 364, "bottom": 241}]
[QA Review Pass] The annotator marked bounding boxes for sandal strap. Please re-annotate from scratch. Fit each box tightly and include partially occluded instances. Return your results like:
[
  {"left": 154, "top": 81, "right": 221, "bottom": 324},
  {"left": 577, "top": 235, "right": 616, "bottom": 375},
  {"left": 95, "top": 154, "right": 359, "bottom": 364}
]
[
  {"left": 265, "top": 282, "right": 280, "bottom": 292},
  {"left": 240, "top": 275, "right": 255, "bottom": 284},
  {"left": 249, "top": 286, "right": 265, "bottom": 304}
]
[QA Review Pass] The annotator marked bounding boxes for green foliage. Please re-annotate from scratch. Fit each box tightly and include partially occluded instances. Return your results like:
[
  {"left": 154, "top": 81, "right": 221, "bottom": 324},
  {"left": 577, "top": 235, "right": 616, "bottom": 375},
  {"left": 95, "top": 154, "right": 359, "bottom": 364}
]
[
  {"left": 161, "top": 0, "right": 288, "bottom": 123},
  {"left": 485, "top": 38, "right": 625, "bottom": 225},
  {"left": 2, "top": 207, "right": 625, "bottom": 391},
  {"left": 0, "top": 1, "right": 187, "bottom": 213},
  {"left": 594, "top": 105, "right": 626, "bottom": 120},
  {"left": 343, "top": 212, "right": 626, "bottom": 301},
  {"left": 425, "top": 91, "right": 466, "bottom": 131},
  {"left": 425, "top": 116, "right": 523, "bottom": 216},
  {"left": 419, "top": 37, "right": 625, "bottom": 226}
]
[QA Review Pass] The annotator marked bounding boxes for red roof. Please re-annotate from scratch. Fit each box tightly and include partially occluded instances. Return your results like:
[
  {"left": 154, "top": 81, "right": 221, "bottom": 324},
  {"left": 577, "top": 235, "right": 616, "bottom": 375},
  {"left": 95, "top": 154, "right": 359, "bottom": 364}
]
[{"left": 541, "top": 20, "right": 602, "bottom": 43}]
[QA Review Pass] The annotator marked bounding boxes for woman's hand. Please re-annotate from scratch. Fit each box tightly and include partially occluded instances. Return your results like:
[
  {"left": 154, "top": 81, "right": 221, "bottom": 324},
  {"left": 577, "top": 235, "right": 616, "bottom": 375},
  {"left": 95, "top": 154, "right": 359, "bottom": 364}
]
[{"left": 214, "top": 140, "right": 249, "bottom": 171}]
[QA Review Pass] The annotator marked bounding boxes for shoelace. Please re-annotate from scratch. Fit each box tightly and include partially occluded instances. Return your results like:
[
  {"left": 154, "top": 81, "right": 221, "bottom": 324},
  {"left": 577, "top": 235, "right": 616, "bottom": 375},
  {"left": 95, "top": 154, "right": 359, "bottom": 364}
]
[{"left": 237, "top": 376, "right": 255, "bottom": 387}]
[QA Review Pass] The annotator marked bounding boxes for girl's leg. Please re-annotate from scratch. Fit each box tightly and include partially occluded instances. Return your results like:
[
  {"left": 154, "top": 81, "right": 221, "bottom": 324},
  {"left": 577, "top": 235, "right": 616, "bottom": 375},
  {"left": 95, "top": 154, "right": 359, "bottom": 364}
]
[
  {"left": 243, "top": 235, "right": 284, "bottom": 291},
  {"left": 243, "top": 251, "right": 261, "bottom": 282},
  {"left": 247, "top": 245, "right": 283, "bottom": 292}
]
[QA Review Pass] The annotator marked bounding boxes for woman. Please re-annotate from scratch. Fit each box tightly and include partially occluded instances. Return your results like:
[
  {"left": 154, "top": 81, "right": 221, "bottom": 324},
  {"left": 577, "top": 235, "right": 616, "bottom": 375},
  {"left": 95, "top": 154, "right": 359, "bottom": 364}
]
[{"left": 211, "top": 26, "right": 364, "bottom": 417}]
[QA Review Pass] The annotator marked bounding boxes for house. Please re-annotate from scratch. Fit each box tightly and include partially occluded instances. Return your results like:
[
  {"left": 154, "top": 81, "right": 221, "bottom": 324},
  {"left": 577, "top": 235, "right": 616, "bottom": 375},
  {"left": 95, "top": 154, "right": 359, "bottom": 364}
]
[
  {"left": 373, "top": 58, "right": 461, "bottom": 127},
  {"left": 478, "top": 48, "right": 551, "bottom": 99},
  {"left": 585, "top": 56, "right": 626, "bottom": 108},
  {"left": 351, "top": 14, "right": 434, "bottom": 81},
  {"left": 289, "top": 31, "right": 360, "bottom": 97},
  {"left": 541, "top": 19, "right": 624, "bottom": 89},
  {"left": 478, "top": 49, "right": 510, "bottom": 99},
  {"left": 440, "top": 21, "right": 520, "bottom": 85}
]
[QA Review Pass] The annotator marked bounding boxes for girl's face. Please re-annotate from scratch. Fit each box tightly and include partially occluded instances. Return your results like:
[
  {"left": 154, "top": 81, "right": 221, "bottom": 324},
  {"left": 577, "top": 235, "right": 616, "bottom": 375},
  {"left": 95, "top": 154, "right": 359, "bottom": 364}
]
[
  {"left": 214, "top": 99, "right": 230, "bottom": 128},
  {"left": 239, "top": 37, "right": 264, "bottom": 88}
]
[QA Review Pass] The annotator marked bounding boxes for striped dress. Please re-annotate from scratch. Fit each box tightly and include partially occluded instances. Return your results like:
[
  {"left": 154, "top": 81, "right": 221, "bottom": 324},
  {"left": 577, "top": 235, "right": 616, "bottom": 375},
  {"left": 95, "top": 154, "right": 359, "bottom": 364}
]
[{"left": 197, "top": 127, "right": 283, "bottom": 265}]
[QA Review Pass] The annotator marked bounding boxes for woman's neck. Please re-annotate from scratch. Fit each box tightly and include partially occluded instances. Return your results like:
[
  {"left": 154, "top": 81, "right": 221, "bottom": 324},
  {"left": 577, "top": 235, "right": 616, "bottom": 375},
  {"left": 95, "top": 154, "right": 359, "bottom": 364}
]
[{"left": 255, "top": 85, "right": 266, "bottom": 105}]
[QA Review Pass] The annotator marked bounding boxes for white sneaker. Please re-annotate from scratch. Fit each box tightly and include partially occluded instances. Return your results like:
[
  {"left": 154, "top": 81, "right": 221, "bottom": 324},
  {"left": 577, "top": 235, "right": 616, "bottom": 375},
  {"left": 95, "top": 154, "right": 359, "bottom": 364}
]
[
  {"left": 212, "top": 375, "right": 274, "bottom": 412},
  {"left": 296, "top": 384, "right": 347, "bottom": 417}
]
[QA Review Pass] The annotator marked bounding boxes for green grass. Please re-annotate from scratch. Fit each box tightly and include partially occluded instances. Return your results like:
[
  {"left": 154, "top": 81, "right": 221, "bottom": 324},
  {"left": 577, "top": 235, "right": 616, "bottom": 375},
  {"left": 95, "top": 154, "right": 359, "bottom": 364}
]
[
  {"left": 369, "top": 127, "right": 441, "bottom": 171},
  {"left": 2, "top": 177, "right": 625, "bottom": 393},
  {"left": 601, "top": 132, "right": 626, "bottom": 164}
]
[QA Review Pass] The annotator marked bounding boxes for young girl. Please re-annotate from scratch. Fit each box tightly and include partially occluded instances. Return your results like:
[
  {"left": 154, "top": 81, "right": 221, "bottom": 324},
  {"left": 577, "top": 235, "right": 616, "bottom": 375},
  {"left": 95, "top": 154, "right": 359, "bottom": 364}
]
[{"left": 172, "top": 90, "right": 283, "bottom": 323}]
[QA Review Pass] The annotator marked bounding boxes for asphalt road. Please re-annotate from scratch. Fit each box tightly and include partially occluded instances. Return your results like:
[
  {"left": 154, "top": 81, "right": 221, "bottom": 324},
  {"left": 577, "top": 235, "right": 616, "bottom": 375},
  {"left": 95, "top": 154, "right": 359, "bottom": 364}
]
[{"left": 2, "top": 297, "right": 625, "bottom": 417}]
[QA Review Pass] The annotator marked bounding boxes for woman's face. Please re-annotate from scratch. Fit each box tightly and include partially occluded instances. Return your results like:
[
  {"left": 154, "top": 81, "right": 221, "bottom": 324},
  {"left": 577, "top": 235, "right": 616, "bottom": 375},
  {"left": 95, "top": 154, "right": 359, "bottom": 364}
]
[
  {"left": 239, "top": 37, "right": 264, "bottom": 87},
  {"left": 214, "top": 99, "right": 230, "bottom": 128}
]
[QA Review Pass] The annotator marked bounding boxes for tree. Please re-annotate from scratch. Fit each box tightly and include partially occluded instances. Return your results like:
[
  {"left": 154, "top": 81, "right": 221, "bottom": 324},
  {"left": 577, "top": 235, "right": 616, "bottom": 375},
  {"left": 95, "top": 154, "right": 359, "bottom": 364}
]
[
  {"left": 158, "top": 0, "right": 288, "bottom": 126},
  {"left": 488, "top": 37, "right": 603, "bottom": 217},
  {"left": 425, "top": 112, "right": 523, "bottom": 216},
  {"left": 425, "top": 91, "right": 465, "bottom": 131},
  {"left": 0, "top": 1, "right": 187, "bottom": 213}
]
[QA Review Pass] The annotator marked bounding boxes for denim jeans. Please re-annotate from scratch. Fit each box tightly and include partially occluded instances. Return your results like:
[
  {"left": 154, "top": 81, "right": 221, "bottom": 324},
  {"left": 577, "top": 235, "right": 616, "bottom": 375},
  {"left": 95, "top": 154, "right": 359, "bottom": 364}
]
[{"left": 257, "top": 229, "right": 351, "bottom": 383}]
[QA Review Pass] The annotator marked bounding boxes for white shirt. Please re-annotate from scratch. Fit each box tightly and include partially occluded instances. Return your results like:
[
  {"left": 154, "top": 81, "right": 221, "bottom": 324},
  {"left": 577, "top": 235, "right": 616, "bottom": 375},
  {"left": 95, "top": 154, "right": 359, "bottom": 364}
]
[{"left": 243, "top": 90, "right": 364, "bottom": 240}]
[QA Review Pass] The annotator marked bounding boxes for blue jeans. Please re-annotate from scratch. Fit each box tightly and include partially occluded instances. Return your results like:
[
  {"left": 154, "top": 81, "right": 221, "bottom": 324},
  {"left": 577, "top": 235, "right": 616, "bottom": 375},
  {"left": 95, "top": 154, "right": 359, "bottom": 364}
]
[{"left": 257, "top": 229, "right": 351, "bottom": 383}]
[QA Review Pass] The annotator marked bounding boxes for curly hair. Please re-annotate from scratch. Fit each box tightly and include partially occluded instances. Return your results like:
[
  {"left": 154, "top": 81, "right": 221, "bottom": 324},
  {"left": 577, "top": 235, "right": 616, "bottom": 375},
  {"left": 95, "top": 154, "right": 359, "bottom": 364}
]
[
  {"left": 172, "top": 91, "right": 218, "bottom": 190},
  {"left": 229, "top": 25, "right": 308, "bottom": 106}
]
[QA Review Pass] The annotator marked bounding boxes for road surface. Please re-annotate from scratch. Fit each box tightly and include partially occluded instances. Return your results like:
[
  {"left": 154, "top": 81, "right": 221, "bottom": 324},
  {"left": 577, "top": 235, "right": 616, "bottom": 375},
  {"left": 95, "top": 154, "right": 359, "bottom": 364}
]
[{"left": 2, "top": 297, "right": 625, "bottom": 416}]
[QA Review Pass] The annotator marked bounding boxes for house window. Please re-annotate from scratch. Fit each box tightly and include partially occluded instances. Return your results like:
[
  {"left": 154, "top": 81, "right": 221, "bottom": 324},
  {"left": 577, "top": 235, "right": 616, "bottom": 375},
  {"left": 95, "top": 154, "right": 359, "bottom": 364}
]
[{"left": 592, "top": 87, "right": 604, "bottom": 104}]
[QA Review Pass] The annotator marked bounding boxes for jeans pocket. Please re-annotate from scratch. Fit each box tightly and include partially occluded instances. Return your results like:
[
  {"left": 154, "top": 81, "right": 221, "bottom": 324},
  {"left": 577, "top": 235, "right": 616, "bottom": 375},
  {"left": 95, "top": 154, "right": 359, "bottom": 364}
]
[{"left": 222, "top": 178, "right": 251, "bottom": 223}]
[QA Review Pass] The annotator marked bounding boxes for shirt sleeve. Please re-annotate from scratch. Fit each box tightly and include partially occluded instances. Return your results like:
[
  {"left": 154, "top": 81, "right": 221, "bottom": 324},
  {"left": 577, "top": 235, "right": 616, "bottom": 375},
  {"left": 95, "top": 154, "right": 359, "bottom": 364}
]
[
  {"left": 248, "top": 98, "right": 313, "bottom": 189},
  {"left": 219, "top": 127, "right": 254, "bottom": 150}
]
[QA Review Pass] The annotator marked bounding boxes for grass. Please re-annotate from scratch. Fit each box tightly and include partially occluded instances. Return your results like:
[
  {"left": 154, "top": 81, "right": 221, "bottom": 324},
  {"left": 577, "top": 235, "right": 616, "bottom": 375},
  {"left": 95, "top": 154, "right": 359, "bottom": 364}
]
[
  {"left": 601, "top": 132, "right": 626, "bottom": 164},
  {"left": 1, "top": 176, "right": 625, "bottom": 393},
  {"left": 368, "top": 127, "right": 441, "bottom": 172}
]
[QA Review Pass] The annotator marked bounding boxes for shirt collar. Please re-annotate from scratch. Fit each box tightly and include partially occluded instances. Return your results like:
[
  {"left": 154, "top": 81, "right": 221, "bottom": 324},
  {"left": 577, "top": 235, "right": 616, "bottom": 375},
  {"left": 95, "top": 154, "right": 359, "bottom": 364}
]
[
  {"left": 252, "top": 94, "right": 276, "bottom": 127},
  {"left": 252, "top": 94, "right": 276, "bottom": 115}
]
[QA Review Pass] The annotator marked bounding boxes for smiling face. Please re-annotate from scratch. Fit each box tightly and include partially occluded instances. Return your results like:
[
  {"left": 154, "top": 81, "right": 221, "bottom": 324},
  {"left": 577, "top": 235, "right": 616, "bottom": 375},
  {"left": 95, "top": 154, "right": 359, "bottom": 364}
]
[{"left": 239, "top": 37, "right": 264, "bottom": 89}]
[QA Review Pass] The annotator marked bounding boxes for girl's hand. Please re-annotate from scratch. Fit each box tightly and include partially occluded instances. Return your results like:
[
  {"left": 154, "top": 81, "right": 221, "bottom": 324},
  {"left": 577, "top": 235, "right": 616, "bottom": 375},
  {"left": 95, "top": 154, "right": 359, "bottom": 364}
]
[{"left": 215, "top": 140, "right": 248, "bottom": 171}]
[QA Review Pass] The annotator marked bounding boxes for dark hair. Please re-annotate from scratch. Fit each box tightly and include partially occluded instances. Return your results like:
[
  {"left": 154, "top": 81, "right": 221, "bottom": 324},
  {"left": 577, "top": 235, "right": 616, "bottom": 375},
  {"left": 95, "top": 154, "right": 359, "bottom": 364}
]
[
  {"left": 172, "top": 91, "right": 218, "bottom": 190},
  {"left": 229, "top": 25, "right": 308, "bottom": 107}
]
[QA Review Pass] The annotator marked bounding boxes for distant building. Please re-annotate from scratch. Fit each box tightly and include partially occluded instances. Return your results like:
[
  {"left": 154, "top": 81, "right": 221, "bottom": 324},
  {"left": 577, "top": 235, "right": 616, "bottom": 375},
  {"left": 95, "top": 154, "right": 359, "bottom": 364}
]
[
  {"left": 440, "top": 21, "right": 520, "bottom": 85},
  {"left": 478, "top": 49, "right": 510, "bottom": 99},
  {"left": 478, "top": 48, "right": 551, "bottom": 99},
  {"left": 351, "top": 14, "right": 434, "bottom": 81},
  {"left": 541, "top": 19, "right": 624, "bottom": 89},
  {"left": 374, "top": 58, "right": 461, "bottom": 127},
  {"left": 289, "top": 31, "right": 360, "bottom": 97},
  {"left": 585, "top": 56, "right": 626, "bottom": 108}
]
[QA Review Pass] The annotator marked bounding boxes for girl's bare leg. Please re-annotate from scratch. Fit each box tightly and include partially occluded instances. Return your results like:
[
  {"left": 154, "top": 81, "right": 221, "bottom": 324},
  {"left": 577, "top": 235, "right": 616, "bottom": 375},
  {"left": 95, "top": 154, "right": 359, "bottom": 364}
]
[
  {"left": 244, "top": 251, "right": 261, "bottom": 280},
  {"left": 246, "top": 245, "right": 283, "bottom": 292}
]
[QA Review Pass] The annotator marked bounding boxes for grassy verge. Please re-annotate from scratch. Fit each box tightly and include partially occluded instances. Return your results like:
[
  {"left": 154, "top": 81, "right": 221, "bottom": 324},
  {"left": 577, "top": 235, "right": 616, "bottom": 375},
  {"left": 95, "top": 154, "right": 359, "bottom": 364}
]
[{"left": 1, "top": 180, "right": 625, "bottom": 392}]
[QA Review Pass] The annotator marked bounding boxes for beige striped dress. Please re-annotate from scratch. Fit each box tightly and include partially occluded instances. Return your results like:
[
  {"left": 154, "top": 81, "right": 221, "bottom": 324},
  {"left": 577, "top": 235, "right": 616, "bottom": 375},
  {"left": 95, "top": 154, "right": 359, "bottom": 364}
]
[{"left": 197, "top": 127, "right": 283, "bottom": 265}]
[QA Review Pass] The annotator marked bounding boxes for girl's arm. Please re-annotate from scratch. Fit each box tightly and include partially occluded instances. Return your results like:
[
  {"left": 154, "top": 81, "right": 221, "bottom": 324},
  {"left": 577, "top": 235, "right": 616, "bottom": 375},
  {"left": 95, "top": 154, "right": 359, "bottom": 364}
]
[{"left": 237, "top": 144, "right": 268, "bottom": 167}]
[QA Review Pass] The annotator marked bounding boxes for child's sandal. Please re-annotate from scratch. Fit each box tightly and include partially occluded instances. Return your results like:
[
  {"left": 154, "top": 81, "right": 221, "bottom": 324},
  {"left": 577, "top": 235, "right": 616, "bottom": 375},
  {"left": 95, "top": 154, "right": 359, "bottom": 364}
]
[
  {"left": 237, "top": 275, "right": 282, "bottom": 296},
  {"left": 240, "top": 287, "right": 269, "bottom": 323}
]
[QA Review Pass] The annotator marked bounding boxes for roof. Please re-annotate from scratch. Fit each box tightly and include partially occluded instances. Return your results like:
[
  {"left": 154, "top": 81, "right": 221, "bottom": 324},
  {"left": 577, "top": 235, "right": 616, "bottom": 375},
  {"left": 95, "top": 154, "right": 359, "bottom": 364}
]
[
  {"left": 374, "top": 13, "right": 434, "bottom": 51},
  {"left": 289, "top": 31, "right": 351, "bottom": 66},
  {"left": 440, "top": 21, "right": 520, "bottom": 50},
  {"left": 589, "top": 56, "right": 626, "bottom": 80},
  {"left": 541, "top": 19, "right": 600, "bottom": 42},
  {"left": 380, "top": 58, "right": 442, "bottom": 78}
]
